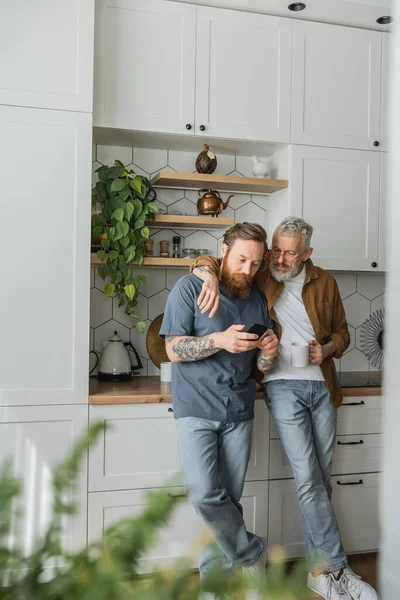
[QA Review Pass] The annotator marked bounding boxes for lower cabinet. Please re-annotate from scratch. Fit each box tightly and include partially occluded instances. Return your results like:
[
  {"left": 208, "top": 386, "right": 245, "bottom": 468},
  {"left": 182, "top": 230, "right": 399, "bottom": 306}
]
[
  {"left": 88, "top": 481, "right": 269, "bottom": 573},
  {"left": 89, "top": 402, "right": 270, "bottom": 492},
  {"left": 268, "top": 473, "right": 380, "bottom": 559},
  {"left": 0, "top": 405, "right": 89, "bottom": 557}
]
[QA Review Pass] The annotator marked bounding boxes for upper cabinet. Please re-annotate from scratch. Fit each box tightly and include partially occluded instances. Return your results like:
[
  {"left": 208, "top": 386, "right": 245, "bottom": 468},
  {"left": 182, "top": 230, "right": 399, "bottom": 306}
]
[
  {"left": 380, "top": 33, "right": 391, "bottom": 152},
  {"left": 94, "top": 2, "right": 291, "bottom": 143},
  {"left": 291, "top": 21, "right": 382, "bottom": 151},
  {"left": 290, "top": 145, "right": 380, "bottom": 271},
  {"left": 195, "top": 7, "right": 292, "bottom": 142},
  {"left": 93, "top": 0, "right": 196, "bottom": 135},
  {"left": 0, "top": 0, "right": 94, "bottom": 113}
]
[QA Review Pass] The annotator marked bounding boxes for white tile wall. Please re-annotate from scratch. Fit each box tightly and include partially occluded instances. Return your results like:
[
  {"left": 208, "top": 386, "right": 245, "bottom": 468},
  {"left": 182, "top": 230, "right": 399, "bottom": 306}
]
[{"left": 90, "top": 145, "right": 385, "bottom": 376}]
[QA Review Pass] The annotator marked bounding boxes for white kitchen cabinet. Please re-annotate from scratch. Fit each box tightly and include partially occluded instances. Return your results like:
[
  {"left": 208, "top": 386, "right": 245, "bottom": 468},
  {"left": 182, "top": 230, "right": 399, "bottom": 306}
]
[
  {"left": 0, "top": 105, "right": 92, "bottom": 405},
  {"left": 291, "top": 20, "right": 382, "bottom": 151},
  {"left": 93, "top": 0, "right": 196, "bottom": 135},
  {"left": 337, "top": 396, "right": 383, "bottom": 436},
  {"left": 0, "top": 405, "right": 89, "bottom": 557},
  {"left": 378, "top": 152, "right": 388, "bottom": 271},
  {"left": 381, "top": 34, "right": 391, "bottom": 152},
  {"left": 89, "top": 401, "right": 270, "bottom": 492},
  {"left": 195, "top": 7, "right": 292, "bottom": 142},
  {"left": 332, "top": 473, "right": 380, "bottom": 553},
  {"left": 0, "top": 0, "right": 94, "bottom": 113},
  {"left": 290, "top": 145, "right": 380, "bottom": 271},
  {"left": 88, "top": 481, "right": 269, "bottom": 572},
  {"left": 269, "top": 474, "right": 379, "bottom": 559}
]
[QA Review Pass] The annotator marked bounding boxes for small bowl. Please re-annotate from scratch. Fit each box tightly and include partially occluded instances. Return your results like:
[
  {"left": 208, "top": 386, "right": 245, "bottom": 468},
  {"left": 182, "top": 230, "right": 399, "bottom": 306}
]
[
  {"left": 182, "top": 248, "right": 198, "bottom": 259},
  {"left": 196, "top": 249, "right": 211, "bottom": 256}
]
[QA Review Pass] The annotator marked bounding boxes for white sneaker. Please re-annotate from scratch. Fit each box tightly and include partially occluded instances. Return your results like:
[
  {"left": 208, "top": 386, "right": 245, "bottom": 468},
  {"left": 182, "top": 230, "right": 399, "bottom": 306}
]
[
  {"left": 307, "top": 572, "right": 351, "bottom": 599},
  {"left": 242, "top": 544, "right": 267, "bottom": 600},
  {"left": 337, "top": 568, "right": 379, "bottom": 600}
]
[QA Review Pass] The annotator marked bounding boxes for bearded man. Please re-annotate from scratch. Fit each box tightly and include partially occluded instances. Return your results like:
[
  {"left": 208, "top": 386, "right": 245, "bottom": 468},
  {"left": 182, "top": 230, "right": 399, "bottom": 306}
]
[
  {"left": 190, "top": 216, "right": 379, "bottom": 600},
  {"left": 160, "top": 223, "right": 279, "bottom": 600}
]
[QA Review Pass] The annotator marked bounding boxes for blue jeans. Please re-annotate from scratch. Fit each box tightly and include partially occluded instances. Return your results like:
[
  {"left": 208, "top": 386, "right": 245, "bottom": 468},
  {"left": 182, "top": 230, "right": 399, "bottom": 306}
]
[
  {"left": 176, "top": 417, "right": 264, "bottom": 580},
  {"left": 265, "top": 380, "right": 347, "bottom": 572}
]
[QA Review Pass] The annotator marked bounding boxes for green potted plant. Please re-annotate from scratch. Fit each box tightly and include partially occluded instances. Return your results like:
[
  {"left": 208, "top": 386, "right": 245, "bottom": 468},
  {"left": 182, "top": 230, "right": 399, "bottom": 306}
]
[{"left": 91, "top": 160, "right": 158, "bottom": 333}]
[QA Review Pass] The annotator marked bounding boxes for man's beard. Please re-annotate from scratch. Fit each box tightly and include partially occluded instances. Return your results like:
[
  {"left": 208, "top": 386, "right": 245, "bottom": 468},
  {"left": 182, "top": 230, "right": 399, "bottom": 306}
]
[
  {"left": 221, "top": 261, "right": 253, "bottom": 299},
  {"left": 269, "top": 260, "right": 303, "bottom": 282}
]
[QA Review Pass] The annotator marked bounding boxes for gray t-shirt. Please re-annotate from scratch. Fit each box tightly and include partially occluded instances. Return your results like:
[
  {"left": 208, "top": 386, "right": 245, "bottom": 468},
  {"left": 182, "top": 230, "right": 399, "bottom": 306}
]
[{"left": 159, "top": 275, "right": 273, "bottom": 422}]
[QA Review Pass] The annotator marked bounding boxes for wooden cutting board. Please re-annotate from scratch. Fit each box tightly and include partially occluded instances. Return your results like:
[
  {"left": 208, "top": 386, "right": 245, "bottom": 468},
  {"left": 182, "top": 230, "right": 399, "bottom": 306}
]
[{"left": 146, "top": 313, "right": 169, "bottom": 368}]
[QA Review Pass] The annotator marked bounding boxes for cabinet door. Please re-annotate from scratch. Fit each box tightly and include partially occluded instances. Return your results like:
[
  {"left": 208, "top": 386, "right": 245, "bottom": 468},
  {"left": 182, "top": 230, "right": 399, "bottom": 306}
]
[
  {"left": 292, "top": 20, "right": 381, "bottom": 151},
  {"left": 89, "top": 402, "right": 270, "bottom": 492},
  {"left": 195, "top": 7, "right": 291, "bottom": 142},
  {"left": 378, "top": 152, "right": 388, "bottom": 271},
  {"left": 0, "top": 405, "right": 88, "bottom": 558},
  {"left": 332, "top": 473, "right": 380, "bottom": 552},
  {"left": 0, "top": 106, "right": 92, "bottom": 405},
  {"left": 88, "top": 481, "right": 269, "bottom": 572},
  {"left": 268, "top": 479, "right": 305, "bottom": 559},
  {"left": 94, "top": 0, "right": 196, "bottom": 135},
  {"left": 380, "top": 34, "right": 391, "bottom": 152},
  {"left": 290, "top": 145, "right": 380, "bottom": 271},
  {"left": 0, "top": 0, "right": 94, "bottom": 112},
  {"left": 337, "top": 396, "right": 383, "bottom": 435}
]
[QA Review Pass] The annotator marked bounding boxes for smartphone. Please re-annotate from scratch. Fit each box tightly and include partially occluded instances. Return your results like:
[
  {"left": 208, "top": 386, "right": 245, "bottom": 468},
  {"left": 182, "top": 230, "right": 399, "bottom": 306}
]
[{"left": 245, "top": 323, "right": 269, "bottom": 339}]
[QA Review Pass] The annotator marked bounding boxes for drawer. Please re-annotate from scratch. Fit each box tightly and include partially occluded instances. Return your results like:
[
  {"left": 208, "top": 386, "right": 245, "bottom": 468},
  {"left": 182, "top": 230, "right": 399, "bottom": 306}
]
[
  {"left": 269, "top": 433, "right": 381, "bottom": 479},
  {"left": 269, "top": 395, "right": 382, "bottom": 439},
  {"left": 89, "top": 402, "right": 270, "bottom": 492},
  {"left": 88, "top": 480, "right": 269, "bottom": 573}
]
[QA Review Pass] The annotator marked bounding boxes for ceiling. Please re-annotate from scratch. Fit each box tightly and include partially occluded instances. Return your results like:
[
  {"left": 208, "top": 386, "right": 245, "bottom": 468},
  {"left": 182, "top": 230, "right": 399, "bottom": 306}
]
[{"left": 167, "top": 0, "right": 393, "bottom": 31}]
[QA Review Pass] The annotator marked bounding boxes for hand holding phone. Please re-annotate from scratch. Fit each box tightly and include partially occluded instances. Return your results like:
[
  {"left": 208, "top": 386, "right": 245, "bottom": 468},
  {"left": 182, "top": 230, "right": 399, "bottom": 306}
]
[{"left": 244, "top": 323, "right": 269, "bottom": 339}]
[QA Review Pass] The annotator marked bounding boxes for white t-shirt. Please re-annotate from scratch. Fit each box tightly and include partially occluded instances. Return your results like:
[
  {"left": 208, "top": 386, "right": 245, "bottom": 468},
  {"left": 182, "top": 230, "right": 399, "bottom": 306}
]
[{"left": 264, "top": 267, "right": 325, "bottom": 382}]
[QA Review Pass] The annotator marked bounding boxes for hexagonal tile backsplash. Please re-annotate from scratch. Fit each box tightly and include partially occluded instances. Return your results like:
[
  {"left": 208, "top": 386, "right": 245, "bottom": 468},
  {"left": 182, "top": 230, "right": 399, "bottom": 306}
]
[{"left": 90, "top": 144, "right": 385, "bottom": 376}]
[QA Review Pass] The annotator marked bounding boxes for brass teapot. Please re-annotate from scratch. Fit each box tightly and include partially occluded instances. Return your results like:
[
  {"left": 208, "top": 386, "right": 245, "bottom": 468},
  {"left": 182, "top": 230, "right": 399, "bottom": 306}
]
[{"left": 197, "top": 189, "right": 234, "bottom": 217}]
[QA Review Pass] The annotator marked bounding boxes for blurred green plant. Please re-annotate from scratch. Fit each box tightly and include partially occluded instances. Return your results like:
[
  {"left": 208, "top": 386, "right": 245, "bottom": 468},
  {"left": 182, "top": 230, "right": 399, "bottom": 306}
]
[
  {"left": 92, "top": 160, "right": 158, "bottom": 333},
  {"left": 0, "top": 423, "right": 309, "bottom": 599}
]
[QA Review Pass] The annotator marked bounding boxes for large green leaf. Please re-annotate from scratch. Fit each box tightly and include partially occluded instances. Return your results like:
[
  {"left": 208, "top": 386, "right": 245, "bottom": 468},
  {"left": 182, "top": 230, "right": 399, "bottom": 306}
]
[
  {"left": 121, "top": 221, "right": 129, "bottom": 237},
  {"left": 124, "top": 283, "right": 136, "bottom": 301},
  {"left": 130, "top": 178, "right": 142, "bottom": 195},
  {"left": 96, "top": 250, "right": 106, "bottom": 262},
  {"left": 109, "top": 250, "right": 119, "bottom": 262},
  {"left": 132, "top": 198, "right": 142, "bottom": 218},
  {"left": 91, "top": 213, "right": 103, "bottom": 227},
  {"left": 93, "top": 225, "right": 104, "bottom": 236},
  {"left": 104, "top": 283, "right": 115, "bottom": 297},
  {"left": 101, "top": 238, "right": 110, "bottom": 251},
  {"left": 110, "top": 178, "right": 125, "bottom": 192},
  {"left": 134, "top": 215, "right": 146, "bottom": 230},
  {"left": 136, "top": 320, "right": 146, "bottom": 333},
  {"left": 97, "top": 265, "right": 107, "bottom": 281},
  {"left": 125, "top": 202, "right": 134, "bottom": 221},
  {"left": 147, "top": 201, "right": 158, "bottom": 213},
  {"left": 120, "top": 236, "right": 130, "bottom": 249},
  {"left": 140, "top": 226, "right": 150, "bottom": 240},
  {"left": 113, "top": 208, "right": 124, "bottom": 223},
  {"left": 108, "top": 166, "right": 123, "bottom": 179},
  {"left": 114, "top": 222, "right": 126, "bottom": 241},
  {"left": 124, "top": 246, "right": 135, "bottom": 264}
]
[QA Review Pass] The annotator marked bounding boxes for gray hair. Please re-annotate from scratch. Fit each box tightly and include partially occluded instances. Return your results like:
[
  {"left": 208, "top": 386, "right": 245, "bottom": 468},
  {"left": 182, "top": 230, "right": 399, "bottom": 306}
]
[{"left": 275, "top": 216, "right": 313, "bottom": 249}]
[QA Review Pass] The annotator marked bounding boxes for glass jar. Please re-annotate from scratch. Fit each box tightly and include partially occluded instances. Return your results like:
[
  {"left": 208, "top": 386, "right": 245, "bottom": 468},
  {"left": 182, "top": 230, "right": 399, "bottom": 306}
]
[{"left": 159, "top": 240, "right": 169, "bottom": 257}]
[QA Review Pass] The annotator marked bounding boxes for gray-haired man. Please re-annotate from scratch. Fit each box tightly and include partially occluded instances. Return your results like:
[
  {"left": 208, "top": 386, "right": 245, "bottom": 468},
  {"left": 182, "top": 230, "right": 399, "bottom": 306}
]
[{"left": 190, "top": 217, "right": 379, "bottom": 600}]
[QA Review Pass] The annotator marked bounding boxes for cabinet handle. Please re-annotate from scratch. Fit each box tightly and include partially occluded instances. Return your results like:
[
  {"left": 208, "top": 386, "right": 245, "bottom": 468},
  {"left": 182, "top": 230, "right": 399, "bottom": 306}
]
[
  {"left": 373, "top": 141, "right": 380, "bottom": 147},
  {"left": 199, "top": 125, "right": 206, "bottom": 131},
  {"left": 371, "top": 262, "right": 378, "bottom": 268},
  {"left": 337, "top": 479, "right": 364, "bottom": 486},
  {"left": 337, "top": 440, "right": 364, "bottom": 445},
  {"left": 341, "top": 401, "right": 365, "bottom": 406},
  {"left": 186, "top": 123, "right": 192, "bottom": 130},
  {"left": 168, "top": 493, "right": 187, "bottom": 500},
  {"left": 168, "top": 407, "right": 174, "bottom": 413}
]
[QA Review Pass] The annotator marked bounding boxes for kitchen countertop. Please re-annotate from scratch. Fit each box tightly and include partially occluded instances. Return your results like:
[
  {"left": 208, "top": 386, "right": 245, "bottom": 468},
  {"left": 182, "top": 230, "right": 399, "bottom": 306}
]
[{"left": 89, "top": 373, "right": 383, "bottom": 405}]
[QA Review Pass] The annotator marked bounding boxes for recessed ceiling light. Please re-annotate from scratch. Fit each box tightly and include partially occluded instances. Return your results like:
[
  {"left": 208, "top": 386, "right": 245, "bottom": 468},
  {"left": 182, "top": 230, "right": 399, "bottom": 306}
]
[
  {"left": 377, "top": 16, "right": 393, "bottom": 25},
  {"left": 288, "top": 2, "right": 306, "bottom": 11}
]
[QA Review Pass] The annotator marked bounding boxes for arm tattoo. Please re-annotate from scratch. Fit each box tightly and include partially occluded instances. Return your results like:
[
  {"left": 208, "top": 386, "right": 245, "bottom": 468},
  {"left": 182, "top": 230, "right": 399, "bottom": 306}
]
[
  {"left": 257, "top": 353, "right": 277, "bottom": 373},
  {"left": 196, "top": 265, "right": 214, "bottom": 274},
  {"left": 165, "top": 335, "right": 220, "bottom": 362}
]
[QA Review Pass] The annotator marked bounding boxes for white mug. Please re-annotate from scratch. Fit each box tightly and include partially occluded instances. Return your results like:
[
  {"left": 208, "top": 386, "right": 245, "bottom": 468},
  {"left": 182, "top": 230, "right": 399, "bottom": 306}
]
[
  {"left": 160, "top": 361, "right": 172, "bottom": 382},
  {"left": 291, "top": 343, "right": 309, "bottom": 368}
]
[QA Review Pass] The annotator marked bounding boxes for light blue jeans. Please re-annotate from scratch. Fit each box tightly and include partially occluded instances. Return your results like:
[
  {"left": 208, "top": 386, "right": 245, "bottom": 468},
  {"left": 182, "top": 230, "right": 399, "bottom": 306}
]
[
  {"left": 265, "top": 379, "right": 348, "bottom": 572},
  {"left": 176, "top": 417, "right": 264, "bottom": 580}
]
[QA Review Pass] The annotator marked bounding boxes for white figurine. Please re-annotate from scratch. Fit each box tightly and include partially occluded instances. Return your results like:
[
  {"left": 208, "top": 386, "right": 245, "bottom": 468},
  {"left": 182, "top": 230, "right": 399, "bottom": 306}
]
[{"left": 252, "top": 156, "right": 269, "bottom": 178}]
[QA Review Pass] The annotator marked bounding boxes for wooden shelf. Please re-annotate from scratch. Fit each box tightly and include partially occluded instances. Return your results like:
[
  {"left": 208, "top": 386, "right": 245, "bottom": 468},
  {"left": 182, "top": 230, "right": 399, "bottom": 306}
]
[
  {"left": 150, "top": 170, "right": 288, "bottom": 195},
  {"left": 91, "top": 255, "right": 194, "bottom": 268},
  {"left": 147, "top": 214, "right": 233, "bottom": 229}
]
